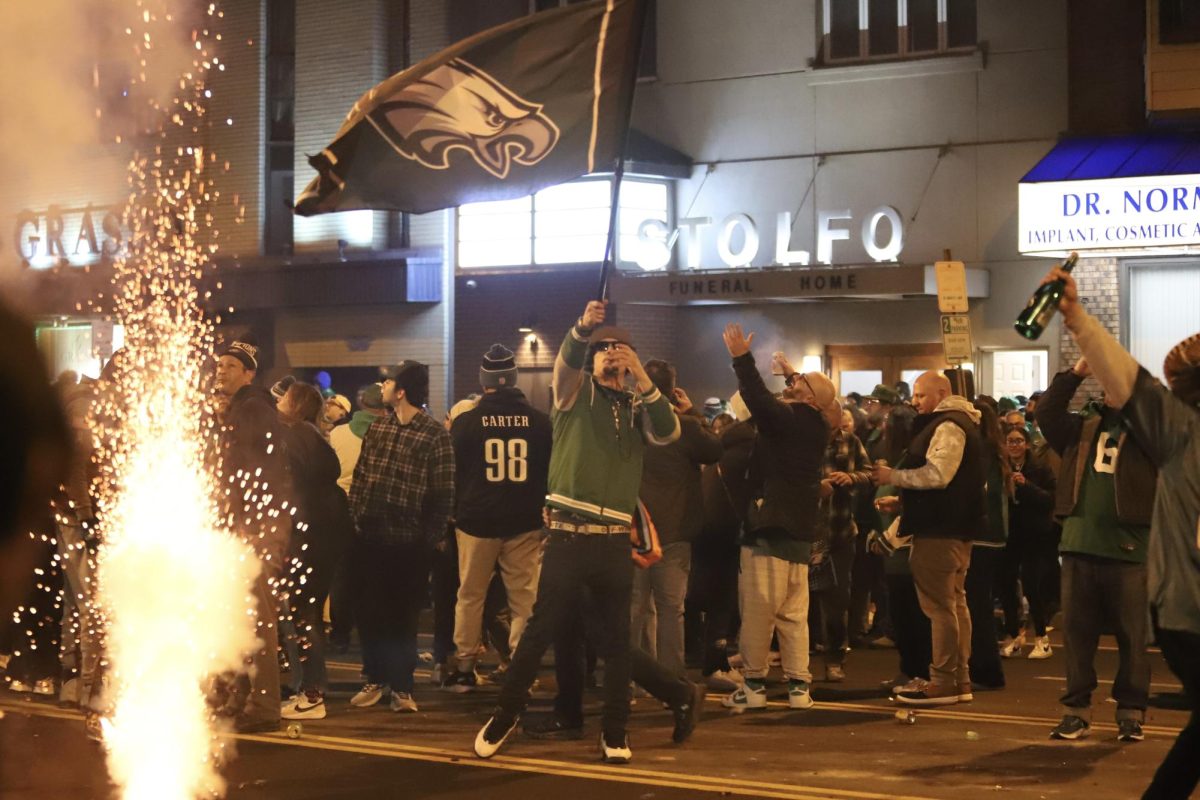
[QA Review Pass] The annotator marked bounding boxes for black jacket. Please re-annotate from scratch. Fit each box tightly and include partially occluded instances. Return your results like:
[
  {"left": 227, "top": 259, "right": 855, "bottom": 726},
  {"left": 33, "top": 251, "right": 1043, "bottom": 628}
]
[
  {"left": 282, "top": 419, "right": 352, "bottom": 573},
  {"left": 700, "top": 420, "right": 756, "bottom": 541},
  {"left": 732, "top": 352, "right": 828, "bottom": 543},
  {"left": 451, "top": 388, "right": 552, "bottom": 538},
  {"left": 1007, "top": 457, "right": 1056, "bottom": 541},
  {"left": 220, "top": 384, "right": 292, "bottom": 561},
  {"left": 640, "top": 411, "right": 722, "bottom": 546}
]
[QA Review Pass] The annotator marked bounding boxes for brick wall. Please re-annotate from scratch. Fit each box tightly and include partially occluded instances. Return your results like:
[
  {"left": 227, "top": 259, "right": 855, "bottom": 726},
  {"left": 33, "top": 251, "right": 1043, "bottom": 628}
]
[{"left": 1058, "top": 255, "right": 1120, "bottom": 407}]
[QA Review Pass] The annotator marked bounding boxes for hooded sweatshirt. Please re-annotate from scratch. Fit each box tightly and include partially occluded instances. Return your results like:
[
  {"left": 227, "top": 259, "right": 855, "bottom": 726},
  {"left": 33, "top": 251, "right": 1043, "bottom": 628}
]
[
  {"left": 331, "top": 410, "right": 384, "bottom": 494},
  {"left": 893, "top": 396, "right": 987, "bottom": 540}
]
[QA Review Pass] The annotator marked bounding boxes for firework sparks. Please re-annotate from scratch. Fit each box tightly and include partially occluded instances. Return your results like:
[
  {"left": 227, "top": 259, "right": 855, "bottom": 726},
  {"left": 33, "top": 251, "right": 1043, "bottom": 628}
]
[{"left": 86, "top": 2, "right": 262, "bottom": 798}]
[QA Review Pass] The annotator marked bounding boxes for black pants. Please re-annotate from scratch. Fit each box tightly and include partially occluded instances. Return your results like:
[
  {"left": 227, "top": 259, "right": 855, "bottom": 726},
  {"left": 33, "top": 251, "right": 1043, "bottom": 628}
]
[
  {"left": 966, "top": 546, "right": 1005, "bottom": 688},
  {"left": 349, "top": 536, "right": 430, "bottom": 694},
  {"left": 850, "top": 534, "right": 887, "bottom": 640},
  {"left": 553, "top": 587, "right": 691, "bottom": 726},
  {"left": 1000, "top": 532, "right": 1056, "bottom": 638},
  {"left": 1143, "top": 612, "right": 1200, "bottom": 799},
  {"left": 690, "top": 530, "right": 740, "bottom": 676},
  {"left": 431, "top": 533, "right": 459, "bottom": 665},
  {"left": 812, "top": 535, "right": 855, "bottom": 666},
  {"left": 496, "top": 531, "right": 633, "bottom": 737},
  {"left": 328, "top": 561, "right": 356, "bottom": 648},
  {"left": 886, "top": 570, "right": 931, "bottom": 681},
  {"left": 1060, "top": 554, "right": 1150, "bottom": 720}
]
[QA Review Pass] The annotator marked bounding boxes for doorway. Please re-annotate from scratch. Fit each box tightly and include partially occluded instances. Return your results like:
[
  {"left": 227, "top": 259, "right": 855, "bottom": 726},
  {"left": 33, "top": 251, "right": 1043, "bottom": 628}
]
[
  {"left": 987, "top": 349, "right": 1048, "bottom": 401},
  {"left": 826, "top": 343, "right": 947, "bottom": 396}
]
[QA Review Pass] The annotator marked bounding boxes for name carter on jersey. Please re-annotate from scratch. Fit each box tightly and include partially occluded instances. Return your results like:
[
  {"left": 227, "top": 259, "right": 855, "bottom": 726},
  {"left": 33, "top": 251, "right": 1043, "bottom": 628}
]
[{"left": 480, "top": 415, "right": 531, "bottom": 428}]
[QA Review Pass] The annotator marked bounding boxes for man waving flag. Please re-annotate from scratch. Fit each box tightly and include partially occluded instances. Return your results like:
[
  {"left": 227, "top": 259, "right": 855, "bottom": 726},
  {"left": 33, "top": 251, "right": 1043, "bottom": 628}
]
[{"left": 295, "top": 0, "right": 647, "bottom": 217}]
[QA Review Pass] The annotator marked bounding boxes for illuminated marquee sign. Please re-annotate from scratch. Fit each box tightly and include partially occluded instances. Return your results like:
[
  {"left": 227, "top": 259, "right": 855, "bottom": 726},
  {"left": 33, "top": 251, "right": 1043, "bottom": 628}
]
[
  {"left": 1019, "top": 173, "right": 1200, "bottom": 256},
  {"left": 634, "top": 206, "right": 905, "bottom": 271},
  {"left": 14, "top": 205, "right": 126, "bottom": 269}
]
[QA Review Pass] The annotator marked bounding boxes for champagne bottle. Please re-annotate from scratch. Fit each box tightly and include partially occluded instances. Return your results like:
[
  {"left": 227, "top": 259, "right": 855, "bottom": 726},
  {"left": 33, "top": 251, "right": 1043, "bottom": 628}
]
[{"left": 1014, "top": 252, "right": 1079, "bottom": 340}]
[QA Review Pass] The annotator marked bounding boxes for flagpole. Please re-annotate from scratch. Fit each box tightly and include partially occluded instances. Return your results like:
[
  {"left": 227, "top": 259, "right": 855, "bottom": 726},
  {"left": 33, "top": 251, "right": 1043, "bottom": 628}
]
[{"left": 596, "top": 0, "right": 649, "bottom": 301}]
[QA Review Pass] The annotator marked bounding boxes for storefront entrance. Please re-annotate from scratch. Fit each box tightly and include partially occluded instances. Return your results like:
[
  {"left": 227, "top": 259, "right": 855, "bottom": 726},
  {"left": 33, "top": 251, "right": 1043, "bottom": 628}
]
[{"left": 826, "top": 343, "right": 947, "bottom": 397}]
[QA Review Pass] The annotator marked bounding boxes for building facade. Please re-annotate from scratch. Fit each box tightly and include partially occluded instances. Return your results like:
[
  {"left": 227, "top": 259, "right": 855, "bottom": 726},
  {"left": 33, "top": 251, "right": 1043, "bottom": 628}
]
[{"left": 4, "top": 1, "right": 1198, "bottom": 418}]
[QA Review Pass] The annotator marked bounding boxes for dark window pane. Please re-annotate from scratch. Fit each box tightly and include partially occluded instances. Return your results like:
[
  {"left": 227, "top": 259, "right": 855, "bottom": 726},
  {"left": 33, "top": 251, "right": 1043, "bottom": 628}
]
[
  {"left": 829, "top": 0, "right": 861, "bottom": 59},
  {"left": 907, "top": 0, "right": 938, "bottom": 52},
  {"left": 946, "top": 0, "right": 976, "bottom": 48},
  {"left": 868, "top": 0, "right": 899, "bottom": 55},
  {"left": 1161, "top": 0, "right": 1200, "bottom": 44}
]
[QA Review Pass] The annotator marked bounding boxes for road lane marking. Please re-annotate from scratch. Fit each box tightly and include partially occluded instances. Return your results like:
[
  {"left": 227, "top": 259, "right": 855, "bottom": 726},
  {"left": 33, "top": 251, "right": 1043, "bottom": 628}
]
[
  {"left": 237, "top": 729, "right": 940, "bottom": 800},
  {"left": 1033, "top": 676, "right": 1183, "bottom": 690}
]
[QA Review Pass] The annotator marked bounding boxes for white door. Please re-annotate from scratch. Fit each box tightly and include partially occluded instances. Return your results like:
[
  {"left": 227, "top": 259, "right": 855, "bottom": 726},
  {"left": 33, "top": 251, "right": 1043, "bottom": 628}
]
[{"left": 990, "top": 350, "right": 1047, "bottom": 399}]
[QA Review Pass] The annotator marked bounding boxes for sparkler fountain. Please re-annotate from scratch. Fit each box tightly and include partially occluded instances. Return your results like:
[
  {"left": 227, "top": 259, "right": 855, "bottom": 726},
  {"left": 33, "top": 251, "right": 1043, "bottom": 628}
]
[{"left": 87, "top": 2, "right": 265, "bottom": 797}]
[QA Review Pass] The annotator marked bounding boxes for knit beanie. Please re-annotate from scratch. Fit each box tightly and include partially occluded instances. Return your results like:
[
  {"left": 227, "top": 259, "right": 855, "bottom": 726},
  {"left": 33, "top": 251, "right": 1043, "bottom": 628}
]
[
  {"left": 480, "top": 343, "right": 518, "bottom": 389},
  {"left": 222, "top": 340, "right": 258, "bottom": 372}
]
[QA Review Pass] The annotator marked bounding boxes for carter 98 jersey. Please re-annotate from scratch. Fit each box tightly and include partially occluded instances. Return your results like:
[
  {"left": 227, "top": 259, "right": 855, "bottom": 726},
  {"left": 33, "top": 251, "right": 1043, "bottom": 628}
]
[{"left": 450, "top": 390, "right": 552, "bottom": 539}]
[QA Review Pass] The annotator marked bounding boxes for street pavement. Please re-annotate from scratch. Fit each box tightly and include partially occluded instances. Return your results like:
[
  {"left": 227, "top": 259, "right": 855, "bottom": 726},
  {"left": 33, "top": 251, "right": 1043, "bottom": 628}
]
[{"left": 0, "top": 627, "right": 1189, "bottom": 799}]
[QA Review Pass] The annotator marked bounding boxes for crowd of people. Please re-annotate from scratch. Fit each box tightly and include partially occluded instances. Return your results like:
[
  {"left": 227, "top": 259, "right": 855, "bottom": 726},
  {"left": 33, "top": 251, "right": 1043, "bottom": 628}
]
[{"left": 2, "top": 266, "right": 1198, "bottom": 796}]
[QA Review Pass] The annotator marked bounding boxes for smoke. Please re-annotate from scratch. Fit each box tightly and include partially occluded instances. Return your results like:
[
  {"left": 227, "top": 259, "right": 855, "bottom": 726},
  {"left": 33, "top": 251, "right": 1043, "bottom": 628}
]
[{"left": 0, "top": 2, "right": 272, "bottom": 797}]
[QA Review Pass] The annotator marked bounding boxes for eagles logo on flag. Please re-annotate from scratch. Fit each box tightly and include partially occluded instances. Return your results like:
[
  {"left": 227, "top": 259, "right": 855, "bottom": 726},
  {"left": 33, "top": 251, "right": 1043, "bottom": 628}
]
[
  {"left": 295, "top": 0, "right": 646, "bottom": 217},
  {"left": 367, "top": 59, "right": 560, "bottom": 180}
]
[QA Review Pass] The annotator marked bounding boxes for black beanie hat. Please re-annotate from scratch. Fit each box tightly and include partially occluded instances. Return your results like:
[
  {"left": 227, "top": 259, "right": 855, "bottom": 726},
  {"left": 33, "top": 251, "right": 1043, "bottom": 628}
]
[
  {"left": 480, "top": 343, "right": 518, "bottom": 389},
  {"left": 221, "top": 340, "right": 259, "bottom": 372}
]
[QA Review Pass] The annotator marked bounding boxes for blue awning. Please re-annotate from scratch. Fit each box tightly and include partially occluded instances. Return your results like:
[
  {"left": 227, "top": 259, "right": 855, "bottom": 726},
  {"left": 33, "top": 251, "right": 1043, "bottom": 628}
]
[{"left": 1021, "top": 133, "right": 1200, "bottom": 183}]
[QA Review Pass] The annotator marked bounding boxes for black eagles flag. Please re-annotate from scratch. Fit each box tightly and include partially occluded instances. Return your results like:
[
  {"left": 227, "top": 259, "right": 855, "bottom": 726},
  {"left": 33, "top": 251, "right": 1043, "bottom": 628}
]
[{"left": 295, "top": 0, "right": 646, "bottom": 216}]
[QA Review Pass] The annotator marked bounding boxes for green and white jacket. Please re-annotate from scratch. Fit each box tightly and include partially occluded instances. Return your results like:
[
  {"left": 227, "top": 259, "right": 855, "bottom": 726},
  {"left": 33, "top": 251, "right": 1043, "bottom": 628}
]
[{"left": 545, "top": 322, "right": 680, "bottom": 525}]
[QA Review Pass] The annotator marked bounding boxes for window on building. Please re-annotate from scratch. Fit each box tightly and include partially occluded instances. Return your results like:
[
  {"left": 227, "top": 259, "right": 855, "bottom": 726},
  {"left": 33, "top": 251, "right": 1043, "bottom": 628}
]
[
  {"left": 456, "top": 177, "right": 671, "bottom": 269},
  {"left": 1128, "top": 260, "right": 1200, "bottom": 380},
  {"left": 265, "top": 0, "right": 295, "bottom": 255},
  {"left": 821, "top": 0, "right": 977, "bottom": 64},
  {"left": 1160, "top": 0, "right": 1200, "bottom": 45}
]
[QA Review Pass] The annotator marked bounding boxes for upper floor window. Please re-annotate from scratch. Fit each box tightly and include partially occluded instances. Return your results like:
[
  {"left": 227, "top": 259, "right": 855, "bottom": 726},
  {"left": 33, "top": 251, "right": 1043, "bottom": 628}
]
[{"left": 821, "top": 0, "right": 976, "bottom": 64}]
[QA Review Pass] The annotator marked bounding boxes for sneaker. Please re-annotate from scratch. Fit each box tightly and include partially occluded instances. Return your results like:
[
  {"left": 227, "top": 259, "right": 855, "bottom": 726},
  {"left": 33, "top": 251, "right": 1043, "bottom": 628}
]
[
  {"left": 721, "top": 679, "right": 767, "bottom": 710},
  {"left": 8, "top": 679, "right": 32, "bottom": 694},
  {"left": 896, "top": 682, "right": 960, "bottom": 706},
  {"left": 283, "top": 690, "right": 327, "bottom": 720},
  {"left": 892, "top": 676, "right": 929, "bottom": 695},
  {"left": 957, "top": 684, "right": 974, "bottom": 703},
  {"left": 33, "top": 678, "right": 54, "bottom": 696},
  {"left": 350, "top": 682, "right": 386, "bottom": 708},
  {"left": 522, "top": 713, "right": 584, "bottom": 740},
  {"left": 826, "top": 664, "right": 846, "bottom": 683},
  {"left": 1049, "top": 715, "right": 1090, "bottom": 740},
  {"left": 475, "top": 714, "right": 519, "bottom": 758},
  {"left": 705, "top": 669, "right": 743, "bottom": 693},
  {"left": 600, "top": 731, "right": 632, "bottom": 764},
  {"left": 1117, "top": 719, "right": 1145, "bottom": 742},
  {"left": 440, "top": 670, "right": 478, "bottom": 694},
  {"left": 787, "top": 680, "right": 815, "bottom": 710},
  {"left": 1028, "top": 637, "right": 1053, "bottom": 660},
  {"left": 671, "top": 682, "right": 706, "bottom": 744},
  {"left": 1000, "top": 634, "right": 1025, "bottom": 658},
  {"left": 389, "top": 691, "right": 418, "bottom": 713}
]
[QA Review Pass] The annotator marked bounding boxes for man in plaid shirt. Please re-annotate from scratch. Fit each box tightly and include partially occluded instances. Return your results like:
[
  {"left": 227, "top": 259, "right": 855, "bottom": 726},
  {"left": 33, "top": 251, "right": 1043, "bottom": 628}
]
[{"left": 346, "top": 361, "right": 454, "bottom": 713}]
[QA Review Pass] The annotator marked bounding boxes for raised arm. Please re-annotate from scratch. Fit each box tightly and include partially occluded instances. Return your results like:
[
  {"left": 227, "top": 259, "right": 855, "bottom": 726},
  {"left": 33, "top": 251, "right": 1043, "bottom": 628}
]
[
  {"left": 1035, "top": 361, "right": 1086, "bottom": 456},
  {"left": 553, "top": 300, "right": 607, "bottom": 412},
  {"left": 723, "top": 323, "right": 790, "bottom": 432}
]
